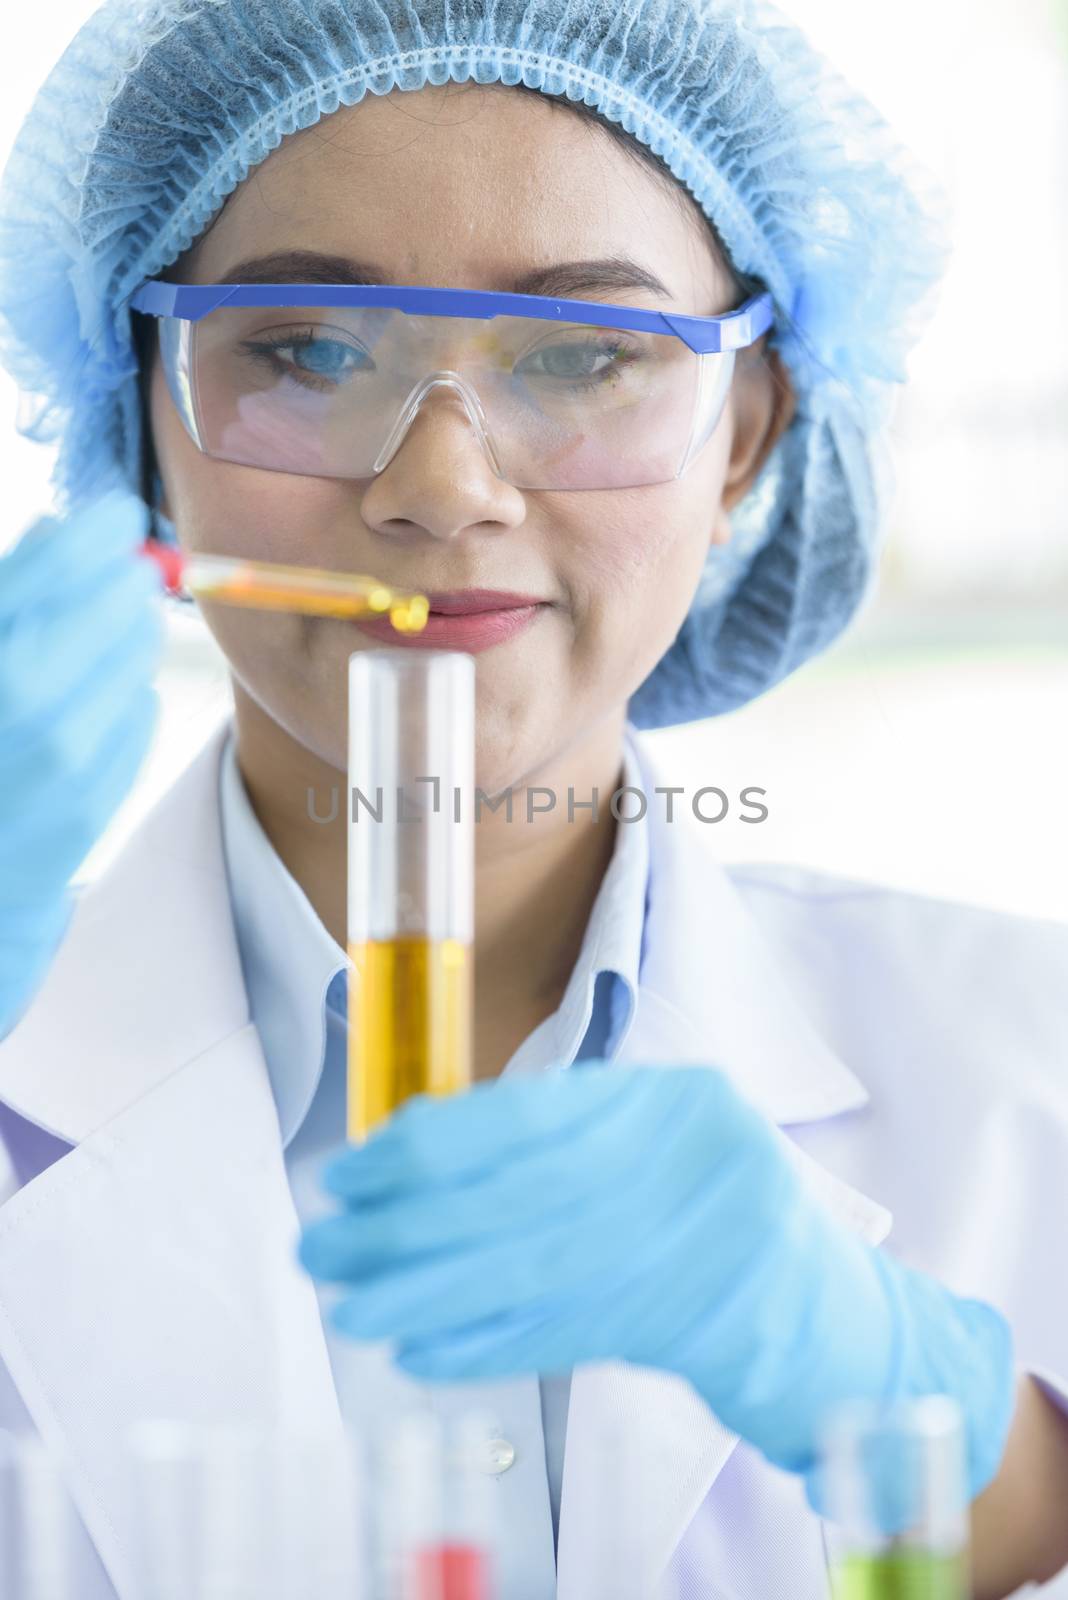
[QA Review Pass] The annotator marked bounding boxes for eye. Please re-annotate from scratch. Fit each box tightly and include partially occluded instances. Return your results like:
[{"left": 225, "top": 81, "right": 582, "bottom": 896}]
[
  {"left": 240, "top": 328, "right": 372, "bottom": 389},
  {"left": 516, "top": 336, "right": 640, "bottom": 391}
]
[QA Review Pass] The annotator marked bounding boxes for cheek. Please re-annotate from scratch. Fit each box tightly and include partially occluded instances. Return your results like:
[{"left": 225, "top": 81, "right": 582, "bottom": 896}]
[
  {"left": 569, "top": 417, "right": 728, "bottom": 607},
  {"left": 570, "top": 477, "right": 717, "bottom": 622},
  {"left": 152, "top": 370, "right": 344, "bottom": 710},
  {"left": 555, "top": 459, "right": 723, "bottom": 701},
  {"left": 152, "top": 362, "right": 349, "bottom": 564}
]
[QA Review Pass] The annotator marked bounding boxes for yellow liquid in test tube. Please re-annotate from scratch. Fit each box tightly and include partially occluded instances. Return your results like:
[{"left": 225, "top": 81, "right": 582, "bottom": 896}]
[{"left": 347, "top": 937, "right": 473, "bottom": 1142}]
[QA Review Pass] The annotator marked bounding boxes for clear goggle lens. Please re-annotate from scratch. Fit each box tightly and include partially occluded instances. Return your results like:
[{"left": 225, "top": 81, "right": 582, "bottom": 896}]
[{"left": 159, "top": 306, "right": 736, "bottom": 491}]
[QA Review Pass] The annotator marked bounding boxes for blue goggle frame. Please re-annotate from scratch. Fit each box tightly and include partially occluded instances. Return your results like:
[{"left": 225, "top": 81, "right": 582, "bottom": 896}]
[{"left": 129, "top": 280, "right": 775, "bottom": 354}]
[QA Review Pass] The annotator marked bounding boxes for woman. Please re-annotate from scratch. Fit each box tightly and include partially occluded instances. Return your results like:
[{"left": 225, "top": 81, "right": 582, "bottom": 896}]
[{"left": 1, "top": 2, "right": 1067, "bottom": 1597}]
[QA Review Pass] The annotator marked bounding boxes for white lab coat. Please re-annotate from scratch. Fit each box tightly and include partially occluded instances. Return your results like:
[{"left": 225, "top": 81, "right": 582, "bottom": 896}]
[{"left": 1, "top": 715, "right": 1067, "bottom": 1600}]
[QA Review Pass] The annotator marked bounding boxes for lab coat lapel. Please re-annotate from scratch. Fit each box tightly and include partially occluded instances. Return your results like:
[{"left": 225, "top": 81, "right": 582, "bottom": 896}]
[
  {"left": 556, "top": 732, "right": 892, "bottom": 1599},
  {"left": 0, "top": 719, "right": 342, "bottom": 1600}
]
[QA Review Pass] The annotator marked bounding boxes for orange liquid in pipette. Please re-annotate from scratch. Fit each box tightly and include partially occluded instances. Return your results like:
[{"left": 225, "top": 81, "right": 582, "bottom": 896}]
[
  {"left": 191, "top": 575, "right": 429, "bottom": 631},
  {"left": 141, "top": 545, "right": 430, "bottom": 631}
]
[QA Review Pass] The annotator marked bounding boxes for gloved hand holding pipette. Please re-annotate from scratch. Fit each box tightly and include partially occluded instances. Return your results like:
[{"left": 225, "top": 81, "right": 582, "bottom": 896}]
[
  {"left": 299, "top": 1062, "right": 1016, "bottom": 1524},
  {"left": 0, "top": 488, "right": 164, "bottom": 1038}
]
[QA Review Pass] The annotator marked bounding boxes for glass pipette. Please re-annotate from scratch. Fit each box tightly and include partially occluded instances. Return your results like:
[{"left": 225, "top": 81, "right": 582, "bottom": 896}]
[{"left": 140, "top": 542, "right": 430, "bottom": 632}]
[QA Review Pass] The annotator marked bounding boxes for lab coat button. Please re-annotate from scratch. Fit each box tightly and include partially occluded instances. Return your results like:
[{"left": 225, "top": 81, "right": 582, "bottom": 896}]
[{"left": 480, "top": 1437, "right": 516, "bottom": 1474}]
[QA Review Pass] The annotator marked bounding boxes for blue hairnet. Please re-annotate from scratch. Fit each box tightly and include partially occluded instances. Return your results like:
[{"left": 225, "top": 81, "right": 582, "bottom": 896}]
[{"left": 0, "top": 0, "right": 951, "bottom": 728}]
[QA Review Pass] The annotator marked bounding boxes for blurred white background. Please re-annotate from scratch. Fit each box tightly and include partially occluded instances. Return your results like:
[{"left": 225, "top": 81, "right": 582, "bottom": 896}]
[{"left": 2, "top": 0, "right": 1066, "bottom": 920}]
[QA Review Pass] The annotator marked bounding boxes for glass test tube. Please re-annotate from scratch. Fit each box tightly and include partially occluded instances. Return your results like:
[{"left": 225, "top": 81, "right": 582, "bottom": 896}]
[
  {"left": 374, "top": 1410, "right": 444, "bottom": 1600},
  {"left": 128, "top": 1420, "right": 368, "bottom": 1600},
  {"left": 127, "top": 1421, "right": 268, "bottom": 1600},
  {"left": 371, "top": 1410, "right": 497, "bottom": 1600},
  {"left": 580, "top": 1408, "right": 678, "bottom": 1600},
  {"left": 0, "top": 1433, "right": 77, "bottom": 1599},
  {"left": 410, "top": 1409, "right": 499, "bottom": 1600},
  {"left": 822, "top": 1396, "right": 972, "bottom": 1599},
  {"left": 347, "top": 650, "right": 475, "bottom": 1143}
]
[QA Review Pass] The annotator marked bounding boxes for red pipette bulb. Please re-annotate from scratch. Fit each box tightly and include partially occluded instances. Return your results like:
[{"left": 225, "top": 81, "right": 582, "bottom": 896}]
[{"left": 139, "top": 539, "right": 185, "bottom": 594}]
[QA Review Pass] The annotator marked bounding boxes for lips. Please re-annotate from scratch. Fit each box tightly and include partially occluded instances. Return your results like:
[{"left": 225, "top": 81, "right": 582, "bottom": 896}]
[
  {"left": 352, "top": 601, "right": 546, "bottom": 653},
  {"left": 423, "top": 590, "right": 544, "bottom": 615}
]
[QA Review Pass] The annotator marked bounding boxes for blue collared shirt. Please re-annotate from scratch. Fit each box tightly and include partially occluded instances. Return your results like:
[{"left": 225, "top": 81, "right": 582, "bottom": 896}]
[{"left": 217, "top": 719, "right": 650, "bottom": 1594}]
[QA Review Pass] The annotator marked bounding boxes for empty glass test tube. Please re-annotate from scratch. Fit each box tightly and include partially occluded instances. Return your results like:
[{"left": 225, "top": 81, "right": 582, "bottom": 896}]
[
  {"left": 347, "top": 650, "right": 475, "bottom": 1143},
  {"left": 822, "top": 1396, "right": 972, "bottom": 1599},
  {"left": 127, "top": 1420, "right": 367, "bottom": 1600},
  {"left": 0, "top": 1432, "right": 78, "bottom": 1599}
]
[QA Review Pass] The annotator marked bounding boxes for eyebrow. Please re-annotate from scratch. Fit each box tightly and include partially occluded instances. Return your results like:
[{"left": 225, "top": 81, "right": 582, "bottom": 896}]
[{"left": 214, "top": 249, "right": 674, "bottom": 300}]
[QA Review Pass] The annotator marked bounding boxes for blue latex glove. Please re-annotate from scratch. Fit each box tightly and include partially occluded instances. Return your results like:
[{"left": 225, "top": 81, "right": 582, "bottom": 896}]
[
  {"left": 0, "top": 489, "right": 164, "bottom": 1038},
  {"left": 299, "top": 1064, "right": 1016, "bottom": 1511}
]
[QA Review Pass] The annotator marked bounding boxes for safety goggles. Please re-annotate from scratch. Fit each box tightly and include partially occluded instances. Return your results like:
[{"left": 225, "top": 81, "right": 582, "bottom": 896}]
[{"left": 129, "top": 281, "right": 774, "bottom": 492}]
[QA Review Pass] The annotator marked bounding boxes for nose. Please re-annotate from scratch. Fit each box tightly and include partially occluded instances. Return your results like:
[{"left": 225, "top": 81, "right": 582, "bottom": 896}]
[
  {"left": 358, "top": 372, "right": 527, "bottom": 542},
  {"left": 373, "top": 371, "right": 502, "bottom": 477}
]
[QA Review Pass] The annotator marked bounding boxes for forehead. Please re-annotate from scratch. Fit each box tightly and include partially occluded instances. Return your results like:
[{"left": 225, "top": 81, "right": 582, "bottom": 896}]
[{"left": 185, "top": 84, "right": 727, "bottom": 308}]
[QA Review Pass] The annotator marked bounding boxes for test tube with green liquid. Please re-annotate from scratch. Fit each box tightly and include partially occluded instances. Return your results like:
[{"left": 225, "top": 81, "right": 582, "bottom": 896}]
[{"left": 822, "top": 1396, "right": 972, "bottom": 1600}]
